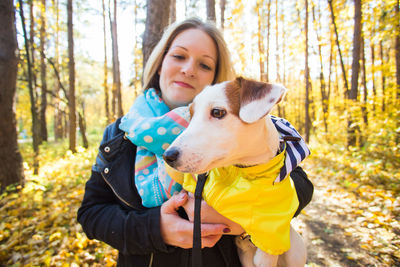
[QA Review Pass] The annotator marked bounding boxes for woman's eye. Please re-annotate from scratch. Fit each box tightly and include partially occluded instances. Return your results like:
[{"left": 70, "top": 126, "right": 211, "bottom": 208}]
[
  {"left": 210, "top": 108, "right": 227, "bottom": 119},
  {"left": 200, "top": 63, "right": 212, "bottom": 71},
  {"left": 172, "top": 54, "right": 185, "bottom": 60}
]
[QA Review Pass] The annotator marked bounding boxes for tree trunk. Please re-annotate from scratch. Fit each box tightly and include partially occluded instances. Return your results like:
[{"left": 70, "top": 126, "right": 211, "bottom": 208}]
[
  {"left": 143, "top": 0, "right": 171, "bottom": 67},
  {"left": 102, "top": 0, "right": 110, "bottom": 123},
  {"left": 275, "top": 0, "right": 280, "bottom": 83},
  {"left": 133, "top": 0, "right": 141, "bottom": 97},
  {"left": 347, "top": 0, "right": 361, "bottom": 147},
  {"left": 67, "top": 0, "right": 76, "bottom": 153},
  {"left": 63, "top": 110, "right": 68, "bottom": 138},
  {"left": 361, "top": 37, "right": 368, "bottom": 128},
  {"left": 328, "top": 27, "right": 334, "bottom": 105},
  {"left": 380, "top": 40, "right": 386, "bottom": 112},
  {"left": 281, "top": 0, "right": 286, "bottom": 85},
  {"left": 265, "top": 0, "right": 272, "bottom": 82},
  {"left": 304, "top": 0, "right": 311, "bottom": 143},
  {"left": 395, "top": 0, "right": 400, "bottom": 101},
  {"left": 256, "top": 1, "right": 265, "bottom": 82},
  {"left": 347, "top": 0, "right": 362, "bottom": 147},
  {"left": 313, "top": 3, "right": 329, "bottom": 134},
  {"left": 53, "top": 0, "right": 63, "bottom": 140},
  {"left": 370, "top": 39, "right": 376, "bottom": 113},
  {"left": 220, "top": 0, "right": 226, "bottom": 29},
  {"left": 170, "top": 0, "right": 176, "bottom": 24},
  {"left": 328, "top": 0, "right": 349, "bottom": 95},
  {"left": 350, "top": 0, "right": 361, "bottom": 101},
  {"left": 29, "top": 0, "right": 39, "bottom": 111},
  {"left": 39, "top": 0, "right": 48, "bottom": 142},
  {"left": 110, "top": 0, "right": 123, "bottom": 119},
  {"left": 78, "top": 104, "right": 89, "bottom": 149},
  {"left": 206, "top": 0, "right": 216, "bottom": 23},
  {"left": 395, "top": 0, "right": 400, "bottom": 143},
  {"left": 19, "top": 0, "right": 40, "bottom": 174},
  {"left": 109, "top": 0, "right": 116, "bottom": 119},
  {"left": 0, "top": 0, "right": 25, "bottom": 191},
  {"left": 275, "top": 0, "right": 284, "bottom": 117}
]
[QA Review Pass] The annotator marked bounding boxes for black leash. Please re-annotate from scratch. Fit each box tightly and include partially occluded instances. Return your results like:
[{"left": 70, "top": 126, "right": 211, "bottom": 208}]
[{"left": 192, "top": 173, "right": 208, "bottom": 267}]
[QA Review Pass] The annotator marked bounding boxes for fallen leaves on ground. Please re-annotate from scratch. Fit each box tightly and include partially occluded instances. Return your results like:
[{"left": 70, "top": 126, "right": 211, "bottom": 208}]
[
  {"left": 300, "top": 141, "right": 400, "bottom": 266},
  {"left": 1, "top": 139, "right": 399, "bottom": 266},
  {"left": 0, "top": 142, "right": 118, "bottom": 266}
]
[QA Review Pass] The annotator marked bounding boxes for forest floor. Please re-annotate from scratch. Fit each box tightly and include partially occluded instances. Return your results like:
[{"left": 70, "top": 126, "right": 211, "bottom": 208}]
[
  {"left": 297, "top": 146, "right": 400, "bottom": 266},
  {"left": 0, "top": 139, "right": 399, "bottom": 266}
]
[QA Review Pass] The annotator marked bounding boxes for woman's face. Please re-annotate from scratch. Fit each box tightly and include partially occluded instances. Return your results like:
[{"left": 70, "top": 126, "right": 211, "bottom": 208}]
[{"left": 158, "top": 28, "right": 218, "bottom": 109}]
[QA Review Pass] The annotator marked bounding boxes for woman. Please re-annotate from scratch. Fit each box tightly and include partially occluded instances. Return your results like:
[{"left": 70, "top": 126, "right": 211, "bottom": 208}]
[{"left": 78, "top": 18, "right": 313, "bottom": 266}]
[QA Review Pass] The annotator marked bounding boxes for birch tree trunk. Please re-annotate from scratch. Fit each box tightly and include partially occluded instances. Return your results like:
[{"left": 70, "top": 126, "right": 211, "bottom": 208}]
[{"left": 0, "top": 0, "right": 25, "bottom": 191}]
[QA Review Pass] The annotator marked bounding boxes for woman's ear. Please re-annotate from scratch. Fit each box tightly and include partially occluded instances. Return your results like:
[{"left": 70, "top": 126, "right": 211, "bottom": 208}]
[{"left": 238, "top": 78, "right": 286, "bottom": 123}]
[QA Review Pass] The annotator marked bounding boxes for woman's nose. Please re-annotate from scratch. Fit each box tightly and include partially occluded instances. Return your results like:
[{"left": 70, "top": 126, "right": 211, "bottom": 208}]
[{"left": 181, "top": 60, "right": 195, "bottom": 77}]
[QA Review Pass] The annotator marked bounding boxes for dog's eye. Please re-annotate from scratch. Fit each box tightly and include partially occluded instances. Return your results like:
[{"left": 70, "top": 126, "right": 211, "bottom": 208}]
[{"left": 210, "top": 108, "right": 227, "bottom": 119}]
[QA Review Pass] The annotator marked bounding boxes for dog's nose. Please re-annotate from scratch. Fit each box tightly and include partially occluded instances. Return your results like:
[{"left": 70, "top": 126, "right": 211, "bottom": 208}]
[{"left": 163, "top": 147, "right": 180, "bottom": 167}]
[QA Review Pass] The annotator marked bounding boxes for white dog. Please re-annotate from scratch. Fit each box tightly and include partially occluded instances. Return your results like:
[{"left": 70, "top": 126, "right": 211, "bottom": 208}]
[{"left": 164, "top": 77, "right": 307, "bottom": 267}]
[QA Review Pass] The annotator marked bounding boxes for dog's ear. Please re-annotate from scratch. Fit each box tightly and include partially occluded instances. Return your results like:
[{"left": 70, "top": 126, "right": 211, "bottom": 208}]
[{"left": 237, "top": 77, "right": 286, "bottom": 123}]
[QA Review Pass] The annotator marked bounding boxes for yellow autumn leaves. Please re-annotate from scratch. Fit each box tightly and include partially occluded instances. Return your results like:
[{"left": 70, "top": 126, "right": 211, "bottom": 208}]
[{"left": 0, "top": 141, "right": 117, "bottom": 266}]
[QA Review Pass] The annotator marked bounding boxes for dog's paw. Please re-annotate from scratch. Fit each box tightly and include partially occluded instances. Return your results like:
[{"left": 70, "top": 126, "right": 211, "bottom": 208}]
[{"left": 253, "top": 248, "right": 278, "bottom": 267}]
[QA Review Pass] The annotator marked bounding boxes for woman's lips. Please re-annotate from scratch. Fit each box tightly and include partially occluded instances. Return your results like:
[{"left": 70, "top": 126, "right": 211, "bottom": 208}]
[{"left": 174, "top": 81, "right": 194, "bottom": 89}]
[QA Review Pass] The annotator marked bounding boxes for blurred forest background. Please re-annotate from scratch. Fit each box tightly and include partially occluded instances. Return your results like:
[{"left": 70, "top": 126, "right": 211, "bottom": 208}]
[{"left": 0, "top": 0, "right": 399, "bottom": 265}]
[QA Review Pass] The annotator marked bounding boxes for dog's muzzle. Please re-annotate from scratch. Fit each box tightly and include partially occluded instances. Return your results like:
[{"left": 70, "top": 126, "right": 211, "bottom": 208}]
[{"left": 163, "top": 147, "right": 180, "bottom": 168}]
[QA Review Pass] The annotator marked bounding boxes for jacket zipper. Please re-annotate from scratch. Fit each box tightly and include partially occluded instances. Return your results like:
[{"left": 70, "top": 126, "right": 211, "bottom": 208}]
[
  {"left": 101, "top": 172, "right": 135, "bottom": 208},
  {"left": 101, "top": 171, "right": 154, "bottom": 267}
]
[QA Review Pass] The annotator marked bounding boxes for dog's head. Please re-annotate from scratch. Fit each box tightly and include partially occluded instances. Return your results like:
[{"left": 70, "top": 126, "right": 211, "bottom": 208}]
[{"left": 163, "top": 77, "right": 286, "bottom": 174}]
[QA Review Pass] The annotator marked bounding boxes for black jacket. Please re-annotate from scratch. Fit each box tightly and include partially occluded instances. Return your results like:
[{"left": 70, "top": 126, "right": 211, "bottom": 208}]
[{"left": 77, "top": 118, "right": 313, "bottom": 266}]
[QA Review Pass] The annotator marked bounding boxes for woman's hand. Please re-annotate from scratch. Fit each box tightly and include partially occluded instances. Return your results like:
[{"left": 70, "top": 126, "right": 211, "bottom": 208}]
[
  {"left": 160, "top": 191, "right": 228, "bottom": 248},
  {"left": 182, "top": 192, "right": 244, "bottom": 235}
]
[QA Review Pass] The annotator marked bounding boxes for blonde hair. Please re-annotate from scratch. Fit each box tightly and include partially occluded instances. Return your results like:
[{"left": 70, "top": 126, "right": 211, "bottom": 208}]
[{"left": 143, "top": 18, "right": 235, "bottom": 91}]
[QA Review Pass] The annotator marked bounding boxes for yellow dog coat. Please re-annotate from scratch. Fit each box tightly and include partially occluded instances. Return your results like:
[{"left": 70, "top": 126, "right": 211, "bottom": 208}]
[{"left": 165, "top": 148, "right": 299, "bottom": 255}]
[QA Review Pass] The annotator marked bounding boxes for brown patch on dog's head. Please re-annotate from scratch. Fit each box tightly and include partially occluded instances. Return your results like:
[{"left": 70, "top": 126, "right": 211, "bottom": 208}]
[
  {"left": 224, "top": 77, "right": 286, "bottom": 123},
  {"left": 224, "top": 79, "right": 241, "bottom": 116},
  {"left": 238, "top": 77, "right": 273, "bottom": 106},
  {"left": 224, "top": 77, "right": 274, "bottom": 117}
]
